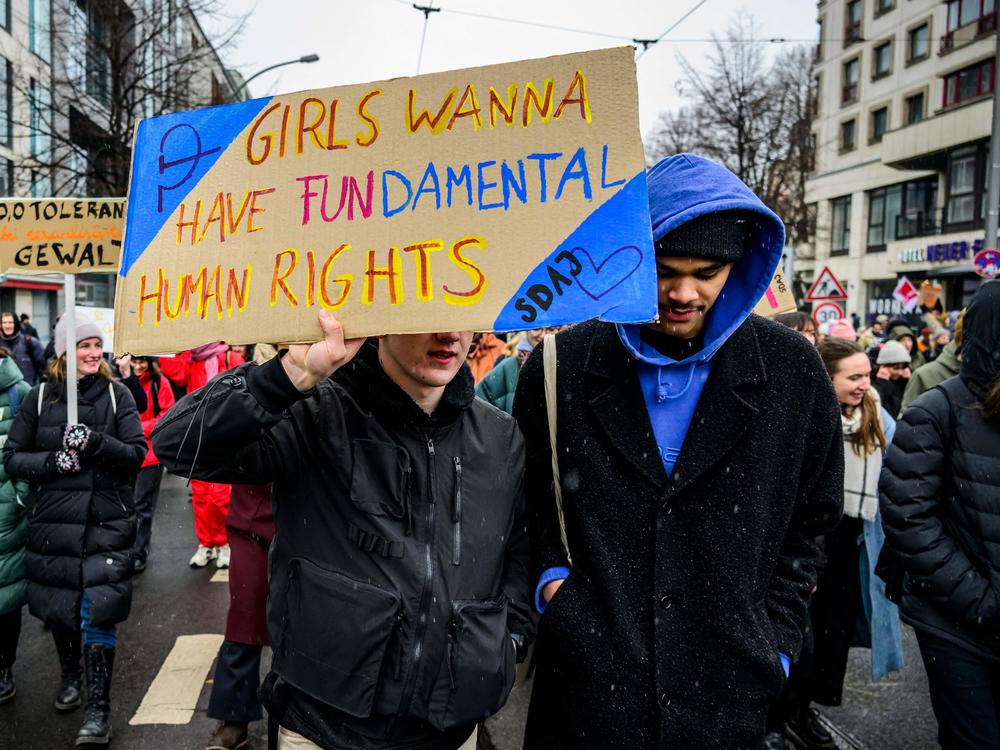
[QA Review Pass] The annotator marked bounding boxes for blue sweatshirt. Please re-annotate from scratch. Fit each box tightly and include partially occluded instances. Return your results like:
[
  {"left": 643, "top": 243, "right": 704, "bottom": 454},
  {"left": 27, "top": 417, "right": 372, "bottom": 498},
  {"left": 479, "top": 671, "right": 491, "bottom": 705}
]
[{"left": 618, "top": 154, "right": 785, "bottom": 477}]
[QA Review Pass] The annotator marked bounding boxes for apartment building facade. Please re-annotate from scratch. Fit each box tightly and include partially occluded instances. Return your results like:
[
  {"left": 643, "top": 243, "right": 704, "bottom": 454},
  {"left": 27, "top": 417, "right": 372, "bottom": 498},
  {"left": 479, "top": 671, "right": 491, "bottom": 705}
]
[
  {"left": 0, "top": 0, "right": 243, "bottom": 343},
  {"left": 805, "top": 0, "right": 995, "bottom": 319}
]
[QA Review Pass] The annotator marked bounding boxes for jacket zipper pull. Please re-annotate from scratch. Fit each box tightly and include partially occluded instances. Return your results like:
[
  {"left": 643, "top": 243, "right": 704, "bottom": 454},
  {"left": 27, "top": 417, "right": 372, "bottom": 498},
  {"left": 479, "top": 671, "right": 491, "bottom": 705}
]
[
  {"left": 446, "top": 625, "right": 457, "bottom": 690},
  {"left": 452, "top": 457, "right": 462, "bottom": 566},
  {"left": 426, "top": 438, "right": 435, "bottom": 456},
  {"left": 393, "top": 612, "right": 404, "bottom": 681}
]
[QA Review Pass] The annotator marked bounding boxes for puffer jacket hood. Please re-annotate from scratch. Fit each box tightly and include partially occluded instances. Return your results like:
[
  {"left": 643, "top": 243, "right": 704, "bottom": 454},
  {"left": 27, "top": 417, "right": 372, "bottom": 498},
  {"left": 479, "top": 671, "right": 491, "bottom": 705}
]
[
  {"left": 617, "top": 153, "right": 785, "bottom": 380},
  {"left": 960, "top": 280, "right": 1000, "bottom": 400},
  {"left": 0, "top": 356, "right": 24, "bottom": 390}
]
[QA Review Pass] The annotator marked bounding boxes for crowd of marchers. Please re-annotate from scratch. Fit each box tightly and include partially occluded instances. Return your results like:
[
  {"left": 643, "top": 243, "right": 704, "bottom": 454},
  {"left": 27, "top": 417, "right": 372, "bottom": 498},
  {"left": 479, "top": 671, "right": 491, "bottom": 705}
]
[{"left": 0, "top": 154, "right": 997, "bottom": 750}]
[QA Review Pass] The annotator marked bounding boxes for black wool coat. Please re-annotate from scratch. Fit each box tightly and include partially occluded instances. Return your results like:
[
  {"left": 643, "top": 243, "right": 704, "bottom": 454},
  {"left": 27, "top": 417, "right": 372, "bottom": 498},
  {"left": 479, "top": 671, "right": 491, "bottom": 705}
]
[
  {"left": 3, "top": 376, "right": 146, "bottom": 629},
  {"left": 513, "top": 319, "right": 844, "bottom": 749}
]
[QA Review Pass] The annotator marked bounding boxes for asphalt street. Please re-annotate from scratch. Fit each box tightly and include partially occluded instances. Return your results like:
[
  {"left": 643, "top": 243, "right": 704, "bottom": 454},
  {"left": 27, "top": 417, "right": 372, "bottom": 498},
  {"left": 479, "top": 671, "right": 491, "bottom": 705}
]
[{"left": 2, "top": 472, "right": 941, "bottom": 750}]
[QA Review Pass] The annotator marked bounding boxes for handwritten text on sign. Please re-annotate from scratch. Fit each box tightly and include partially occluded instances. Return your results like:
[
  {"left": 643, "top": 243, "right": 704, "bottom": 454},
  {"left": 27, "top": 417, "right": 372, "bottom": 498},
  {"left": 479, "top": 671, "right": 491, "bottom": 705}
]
[
  {"left": 0, "top": 199, "right": 124, "bottom": 273},
  {"left": 115, "top": 47, "right": 655, "bottom": 354}
]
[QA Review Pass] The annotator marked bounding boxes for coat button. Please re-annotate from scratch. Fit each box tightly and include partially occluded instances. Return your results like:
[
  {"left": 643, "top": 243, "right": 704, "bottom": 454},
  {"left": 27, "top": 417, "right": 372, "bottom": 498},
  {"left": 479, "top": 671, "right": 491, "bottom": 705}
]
[{"left": 659, "top": 595, "right": 672, "bottom": 610}]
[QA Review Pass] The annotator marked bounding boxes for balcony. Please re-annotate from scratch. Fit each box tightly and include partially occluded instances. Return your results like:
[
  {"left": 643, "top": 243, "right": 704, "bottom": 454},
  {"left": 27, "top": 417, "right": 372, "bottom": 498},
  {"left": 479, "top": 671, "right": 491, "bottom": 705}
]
[
  {"left": 940, "top": 15, "right": 993, "bottom": 56},
  {"left": 940, "top": 31, "right": 954, "bottom": 54},
  {"left": 979, "top": 11, "right": 997, "bottom": 35},
  {"left": 880, "top": 97, "right": 991, "bottom": 169}
]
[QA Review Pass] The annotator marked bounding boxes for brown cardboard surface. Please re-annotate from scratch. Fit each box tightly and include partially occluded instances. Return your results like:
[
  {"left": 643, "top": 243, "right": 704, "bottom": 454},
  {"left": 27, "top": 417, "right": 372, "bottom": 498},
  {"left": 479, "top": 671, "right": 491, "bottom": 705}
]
[
  {"left": 754, "top": 269, "right": 796, "bottom": 317},
  {"left": 0, "top": 198, "right": 124, "bottom": 273},
  {"left": 114, "top": 47, "right": 655, "bottom": 354}
]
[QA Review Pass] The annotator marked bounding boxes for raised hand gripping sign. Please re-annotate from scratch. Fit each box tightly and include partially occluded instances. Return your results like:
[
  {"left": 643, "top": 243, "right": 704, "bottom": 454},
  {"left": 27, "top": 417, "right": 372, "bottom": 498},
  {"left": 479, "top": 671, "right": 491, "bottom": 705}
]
[{"left": 114, "top": 47, "right": 656, "bottom": 354}]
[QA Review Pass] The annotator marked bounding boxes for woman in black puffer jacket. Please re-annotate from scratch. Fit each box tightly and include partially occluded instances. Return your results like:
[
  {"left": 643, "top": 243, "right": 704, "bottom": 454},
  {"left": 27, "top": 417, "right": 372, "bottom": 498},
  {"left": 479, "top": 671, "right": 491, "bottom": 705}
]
[
  {"left": 2, "top": 311, "right": 145, "bottom": 747},
  {"left": 880, "top": 279, "right": 1000, "bottom": 750}
]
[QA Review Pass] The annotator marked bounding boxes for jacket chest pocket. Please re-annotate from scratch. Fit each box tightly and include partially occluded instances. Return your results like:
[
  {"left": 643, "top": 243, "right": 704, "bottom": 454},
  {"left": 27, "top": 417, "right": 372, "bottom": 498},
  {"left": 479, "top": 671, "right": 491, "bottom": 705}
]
[
  {"left": 427, "top": 595, "right": 515, "bottom": 730},
  {"left": 280, "top": 558, "right": 402, "bottom": 718},
  {"left": 349, "top": 439, "right": 411, "bottom": 519}
]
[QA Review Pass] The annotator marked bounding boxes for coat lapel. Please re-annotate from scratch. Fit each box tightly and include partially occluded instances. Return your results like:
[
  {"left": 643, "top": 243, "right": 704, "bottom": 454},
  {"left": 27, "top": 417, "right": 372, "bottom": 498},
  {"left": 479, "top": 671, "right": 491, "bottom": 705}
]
[
  {"left": 664, "top": 321, "right": 768, "bottom": 501},
  {"left": 585, "top": 324, "right": 667, "bottom": 490}
]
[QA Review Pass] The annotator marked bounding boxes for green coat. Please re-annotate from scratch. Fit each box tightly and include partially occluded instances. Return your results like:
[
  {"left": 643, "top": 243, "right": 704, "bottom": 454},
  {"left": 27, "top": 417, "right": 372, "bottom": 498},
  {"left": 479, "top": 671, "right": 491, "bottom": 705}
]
[
  {"left": 901, "top": 341, "right": 960, "bottom": 412},
  {"left": 0, "top": 357, "right": 30, "bottom": 614},
  {"left": 475, "top": 356, "right": 520, "bottom": 414}
]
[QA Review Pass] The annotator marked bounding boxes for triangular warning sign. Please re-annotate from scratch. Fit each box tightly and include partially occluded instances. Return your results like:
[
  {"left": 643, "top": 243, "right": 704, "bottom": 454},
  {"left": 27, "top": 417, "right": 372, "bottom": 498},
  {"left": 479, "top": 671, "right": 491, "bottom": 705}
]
[{"left": 805, "top": 266, "right": 848, "bottom": 301}]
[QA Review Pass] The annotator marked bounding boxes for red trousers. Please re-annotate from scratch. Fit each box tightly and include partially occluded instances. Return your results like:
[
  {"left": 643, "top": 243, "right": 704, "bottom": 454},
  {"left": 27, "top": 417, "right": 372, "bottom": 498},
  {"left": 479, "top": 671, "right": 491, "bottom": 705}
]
[{"left": 191, "top": 480, "right": 230, "bottom": 547}]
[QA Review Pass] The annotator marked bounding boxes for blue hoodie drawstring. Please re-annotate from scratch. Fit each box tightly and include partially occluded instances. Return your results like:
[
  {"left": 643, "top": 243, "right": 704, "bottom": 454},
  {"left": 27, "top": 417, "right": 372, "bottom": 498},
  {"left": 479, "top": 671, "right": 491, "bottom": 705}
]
[{"left": 655, "top": 362, "right": 698, "bottom": 402}]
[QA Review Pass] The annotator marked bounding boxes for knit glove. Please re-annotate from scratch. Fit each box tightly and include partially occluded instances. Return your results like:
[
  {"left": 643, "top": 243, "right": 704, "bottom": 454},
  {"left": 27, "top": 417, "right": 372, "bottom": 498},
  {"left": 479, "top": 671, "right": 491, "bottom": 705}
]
[
  {"left": 63, "top": 424, "right": 101, "bottom": 457},
  {"left": 53, "top": 449, "right": 82, "bottom": 475}
]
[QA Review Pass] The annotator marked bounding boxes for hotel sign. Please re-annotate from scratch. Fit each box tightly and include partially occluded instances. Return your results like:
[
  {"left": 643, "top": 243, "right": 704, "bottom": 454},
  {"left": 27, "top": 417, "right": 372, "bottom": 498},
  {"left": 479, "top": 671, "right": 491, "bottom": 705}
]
[{"left": 897, "top": 238, "right": 986, "bottom": 264}]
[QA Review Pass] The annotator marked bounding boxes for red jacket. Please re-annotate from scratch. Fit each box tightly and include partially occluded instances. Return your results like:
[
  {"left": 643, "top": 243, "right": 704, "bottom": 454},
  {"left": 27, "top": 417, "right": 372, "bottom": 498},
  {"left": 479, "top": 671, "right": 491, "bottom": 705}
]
[
  {"left": 187, "top": 346, "right": 245, "bottom": 392},
  {"left": 138, "top": 370, "right": 176, "bottom": 468},
  {"left": 157, "top": 352, "right": 190, "bottom": 390}
]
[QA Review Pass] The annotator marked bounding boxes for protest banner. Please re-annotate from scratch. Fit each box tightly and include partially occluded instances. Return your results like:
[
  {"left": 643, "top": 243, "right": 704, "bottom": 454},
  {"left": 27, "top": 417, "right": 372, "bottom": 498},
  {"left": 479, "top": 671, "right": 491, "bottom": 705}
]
[
  {"left": 753, "top": 269, "right": 796, "bottom": 317},
  {"left": 0, "top": 198, "right": 124, "bottom": 273},
  {"left": 113, "top": 46, "right": 655, "bottom": 354}
]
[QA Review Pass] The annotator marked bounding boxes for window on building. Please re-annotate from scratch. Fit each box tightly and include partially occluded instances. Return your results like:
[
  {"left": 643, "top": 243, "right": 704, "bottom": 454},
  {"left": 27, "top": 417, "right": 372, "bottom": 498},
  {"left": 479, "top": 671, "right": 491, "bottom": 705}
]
[
  {"left": 840, "top": 119, "right": 857, "bottom": 151},
  {"left": 831, "top": 196, "right": 852, "bottom": 254},
  {"left": 874, "top": 41, "right": 893, "bottom": 78},
  {"left": 28, "top": 0, "right": 50, "bottom": 61},
  {"left": 843, "top": 57, "right": 860, "bottom": 103},
  {"left": 0, "top": 158, "right": 11, "bottom": 197},
  {"left": 810, "top": 74, "right": 821, "bottom": 116},
  {"left": 947, "top": 0, "right": 996, "bottom": 31},
  {"left": 870, "top": 107, "right": 889, "bottom": 142},
  {"left": 29, "top": 79, "right": 50, "bottom": 158},
  {"left": 905, "top": 91, "right": 925, "bottom": 124},
  {"left": 845, "top": 0, "right": 862, "bottom": 45},
  {"left": 943, "top": 59, "right": 995, "bottom": 107},
  {"left": 816, "top": 18, "right": 824, "bottom": 61},
  {"left": 0, "top": 0, "right": 9, "bottom": 31},
  {"left": 867, "top": 177, "right": 938, "bottom": 249},
  {"left": 947, "top": 147, "right": 978, "bottom": 225},
  {"left": 0, "top": 58, "right": 9, "bottom": 147},
  {"left": 876, "top": 0, "right": 894, "bottom": 13},
  {"left": 908, "top": 23, "right": 930, "bottom": 61},
  {"left": 30, "top": 170, "right": 51, "bottom": 198}
]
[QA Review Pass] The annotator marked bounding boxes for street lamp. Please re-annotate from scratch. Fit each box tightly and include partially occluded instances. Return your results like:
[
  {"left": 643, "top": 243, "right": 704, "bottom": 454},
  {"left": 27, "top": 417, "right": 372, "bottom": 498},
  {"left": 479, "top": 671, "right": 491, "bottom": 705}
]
[{"left": 232, "top": 54, "right": 320, "bottom": 100}]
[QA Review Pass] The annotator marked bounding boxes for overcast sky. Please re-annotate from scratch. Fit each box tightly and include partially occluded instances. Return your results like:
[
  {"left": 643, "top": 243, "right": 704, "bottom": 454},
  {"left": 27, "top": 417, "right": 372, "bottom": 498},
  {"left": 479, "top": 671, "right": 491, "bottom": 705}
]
[{"left": 213, "top": 0, "right": 819, "bottom": 139}]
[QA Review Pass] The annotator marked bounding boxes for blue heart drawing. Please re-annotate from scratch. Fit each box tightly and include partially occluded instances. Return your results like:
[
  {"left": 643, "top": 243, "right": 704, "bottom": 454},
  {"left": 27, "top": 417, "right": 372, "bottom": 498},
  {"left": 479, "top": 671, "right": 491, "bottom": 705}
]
[{"left": 572, "top": 245, "right": 645, "bottom": 301}]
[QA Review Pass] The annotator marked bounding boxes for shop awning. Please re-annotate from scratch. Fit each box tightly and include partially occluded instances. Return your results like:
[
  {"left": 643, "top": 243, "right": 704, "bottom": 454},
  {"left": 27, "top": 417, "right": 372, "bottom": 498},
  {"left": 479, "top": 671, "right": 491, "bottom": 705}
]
[{"left": 1, "top": 279, "right": 62, "bottom": 291}]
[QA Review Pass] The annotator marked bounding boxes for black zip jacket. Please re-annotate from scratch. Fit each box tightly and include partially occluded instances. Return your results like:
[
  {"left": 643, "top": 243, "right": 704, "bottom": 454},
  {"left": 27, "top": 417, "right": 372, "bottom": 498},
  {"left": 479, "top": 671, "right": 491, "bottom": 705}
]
[
  {"left": 3, "top": 375, "right": 146, "bottom": 629},
  {"left": 880, "top": 279, "right": 1000, "bottom": 662},
  {"left": 152, "top": 344, "right": 532, "bottom": 748}
]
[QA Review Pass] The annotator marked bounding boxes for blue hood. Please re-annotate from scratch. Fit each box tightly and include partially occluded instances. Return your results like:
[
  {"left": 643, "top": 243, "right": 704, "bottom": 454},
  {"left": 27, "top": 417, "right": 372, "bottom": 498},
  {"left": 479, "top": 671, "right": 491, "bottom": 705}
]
[{"left": 618, "top": 153, "right": 785, "bottom": 368}]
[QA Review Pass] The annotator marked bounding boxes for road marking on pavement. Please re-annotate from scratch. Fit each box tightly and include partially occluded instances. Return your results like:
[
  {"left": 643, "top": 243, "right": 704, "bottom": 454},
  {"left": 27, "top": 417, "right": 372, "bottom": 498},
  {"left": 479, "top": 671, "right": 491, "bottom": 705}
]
[
  {"left": 210, "top": 569, "right": 228, "bottom": 583},
  {"left": 129, "top": 634, "right": 224, "bottom": 725}
]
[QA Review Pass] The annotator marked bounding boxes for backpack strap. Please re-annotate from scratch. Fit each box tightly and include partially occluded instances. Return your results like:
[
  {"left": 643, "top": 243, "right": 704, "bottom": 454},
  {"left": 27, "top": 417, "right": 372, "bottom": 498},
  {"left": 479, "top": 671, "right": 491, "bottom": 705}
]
[
  {"left": 37, "top": 382, "right": 44, "bottom": 416},
  {"left": 108, "top": 382, "right": 117, "bottom": 414},
  {"left": 542, "top": 333, "right": 572, "bottom": 567}
]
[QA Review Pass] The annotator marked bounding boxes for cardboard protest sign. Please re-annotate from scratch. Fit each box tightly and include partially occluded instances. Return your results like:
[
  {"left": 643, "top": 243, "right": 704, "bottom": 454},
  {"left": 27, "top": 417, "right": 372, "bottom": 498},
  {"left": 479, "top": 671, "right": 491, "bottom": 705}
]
[
  {"left": 114, "top": 46, "right": 655, "bottom": 354},
  {"left": 0, "top": 198, "right": 124, "bottom": 273},
  {"left": 753, "top": 270, "right": 796, "bottom": 317}
]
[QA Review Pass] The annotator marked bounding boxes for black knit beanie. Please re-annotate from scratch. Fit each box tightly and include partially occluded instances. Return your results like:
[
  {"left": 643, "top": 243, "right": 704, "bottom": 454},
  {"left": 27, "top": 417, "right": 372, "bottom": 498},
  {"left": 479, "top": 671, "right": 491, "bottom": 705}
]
[{"left": 654, "top": 210, "right": 753, "bottom": 263}]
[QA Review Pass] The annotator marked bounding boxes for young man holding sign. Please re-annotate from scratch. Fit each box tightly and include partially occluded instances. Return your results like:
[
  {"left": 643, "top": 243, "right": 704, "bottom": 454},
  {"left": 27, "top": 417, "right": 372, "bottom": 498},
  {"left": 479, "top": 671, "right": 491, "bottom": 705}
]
[
  {"left": 513, "top": 154, "right": 844, "bottom": 748},
  {"left": 153, "top": 318, "right": 532, "bottom": 750}
]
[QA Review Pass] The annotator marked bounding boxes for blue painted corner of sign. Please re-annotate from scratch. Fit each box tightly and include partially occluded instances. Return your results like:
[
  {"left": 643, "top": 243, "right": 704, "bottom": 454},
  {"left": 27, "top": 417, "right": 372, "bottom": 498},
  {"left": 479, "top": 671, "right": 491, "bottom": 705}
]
[
  {"left": 119, "top": 96, "right": 274, "bottom": 278},
  {"left": 493, "top": 171, "right": 655, "bottom": 331}
]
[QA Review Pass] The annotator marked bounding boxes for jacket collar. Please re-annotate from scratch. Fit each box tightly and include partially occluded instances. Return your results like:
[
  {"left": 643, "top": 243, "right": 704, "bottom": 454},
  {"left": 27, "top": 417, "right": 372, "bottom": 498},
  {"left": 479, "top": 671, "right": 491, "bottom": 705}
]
[{"left": 585, "top": 320, "right": 767, "bottom": 495}]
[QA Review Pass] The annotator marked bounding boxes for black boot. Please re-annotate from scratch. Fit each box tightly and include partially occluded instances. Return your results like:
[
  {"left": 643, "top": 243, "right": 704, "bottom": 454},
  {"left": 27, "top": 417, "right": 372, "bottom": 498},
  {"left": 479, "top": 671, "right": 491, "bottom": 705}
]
[
  {"left": 53, "top": 627, "right": 83, "bottom": 712},
  {"left": 76, "top": 645, "right": 114, "bottom": 745}
]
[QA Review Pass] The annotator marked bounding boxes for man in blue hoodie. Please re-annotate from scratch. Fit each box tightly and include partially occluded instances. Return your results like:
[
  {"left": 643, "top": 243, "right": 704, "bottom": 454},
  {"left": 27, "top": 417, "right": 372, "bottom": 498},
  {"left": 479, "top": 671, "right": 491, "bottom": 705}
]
[{"left": 513, "top": 154, "right": 844, "bottom": 748}]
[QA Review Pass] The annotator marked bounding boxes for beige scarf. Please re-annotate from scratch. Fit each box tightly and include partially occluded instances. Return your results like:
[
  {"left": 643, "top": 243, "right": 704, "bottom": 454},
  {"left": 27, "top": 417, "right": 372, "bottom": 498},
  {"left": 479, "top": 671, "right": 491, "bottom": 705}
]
[{"left": 841, "top": 392, "right": 883, "bottom": 521}]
